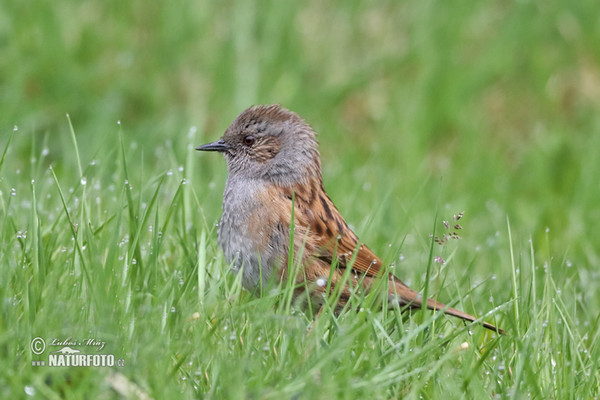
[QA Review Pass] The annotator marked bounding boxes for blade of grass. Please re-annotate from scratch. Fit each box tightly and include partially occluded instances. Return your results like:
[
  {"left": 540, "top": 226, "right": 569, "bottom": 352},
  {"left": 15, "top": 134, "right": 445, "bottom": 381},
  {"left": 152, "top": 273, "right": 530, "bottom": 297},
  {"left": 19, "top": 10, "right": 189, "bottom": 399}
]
[
  {"left": 119, "top": 132, "right": 144, "bottom": 272},
  {"left": 0, "top": 128, "right": 16, "bottom": 177},
  {"left": 198, "top": 230, "right": 207, "bottom": 309},
  {"left": 507, "top": 216, "right": 520, "bottom": 337},
  {"left": 50, "top": 166, "right": 96, "bottom": 304}
]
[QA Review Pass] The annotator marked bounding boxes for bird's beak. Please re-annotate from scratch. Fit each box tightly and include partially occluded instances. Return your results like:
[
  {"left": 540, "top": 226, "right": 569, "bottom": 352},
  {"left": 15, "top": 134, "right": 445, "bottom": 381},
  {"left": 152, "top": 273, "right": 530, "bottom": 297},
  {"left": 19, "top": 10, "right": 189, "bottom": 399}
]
[{"left": 195, "top": 139, "right": 230, "bottom": 152}]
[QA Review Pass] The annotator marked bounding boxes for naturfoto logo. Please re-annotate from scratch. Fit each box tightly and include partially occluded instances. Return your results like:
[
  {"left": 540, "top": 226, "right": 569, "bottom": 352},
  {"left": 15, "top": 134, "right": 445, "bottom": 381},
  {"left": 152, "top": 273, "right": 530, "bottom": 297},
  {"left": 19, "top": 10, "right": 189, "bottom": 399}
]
[{"left": 30, "top": 336, "right": 125, "bottom": 368}]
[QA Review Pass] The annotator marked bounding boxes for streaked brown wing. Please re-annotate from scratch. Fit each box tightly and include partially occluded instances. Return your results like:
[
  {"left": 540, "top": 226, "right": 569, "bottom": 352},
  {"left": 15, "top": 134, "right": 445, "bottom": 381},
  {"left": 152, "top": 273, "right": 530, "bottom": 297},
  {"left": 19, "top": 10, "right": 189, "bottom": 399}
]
[{"left": 286, "top": 181, "right": 385, "bottom": 277}]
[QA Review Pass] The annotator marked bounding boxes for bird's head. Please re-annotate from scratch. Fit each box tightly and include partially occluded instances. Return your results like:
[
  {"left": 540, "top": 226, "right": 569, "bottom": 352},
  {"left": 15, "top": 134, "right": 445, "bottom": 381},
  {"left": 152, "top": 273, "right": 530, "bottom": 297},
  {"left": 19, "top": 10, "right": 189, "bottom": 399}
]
[{"left": 197, "top": 104, "right": 322, "bottom": 186}]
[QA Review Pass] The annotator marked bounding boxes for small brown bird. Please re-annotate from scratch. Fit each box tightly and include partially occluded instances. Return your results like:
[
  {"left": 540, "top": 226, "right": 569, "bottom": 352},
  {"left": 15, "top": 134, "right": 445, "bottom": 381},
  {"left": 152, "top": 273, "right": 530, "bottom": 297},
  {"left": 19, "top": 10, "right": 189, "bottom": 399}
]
[{"left": 197, "top": 104, "right": 503, "bottom": 334}]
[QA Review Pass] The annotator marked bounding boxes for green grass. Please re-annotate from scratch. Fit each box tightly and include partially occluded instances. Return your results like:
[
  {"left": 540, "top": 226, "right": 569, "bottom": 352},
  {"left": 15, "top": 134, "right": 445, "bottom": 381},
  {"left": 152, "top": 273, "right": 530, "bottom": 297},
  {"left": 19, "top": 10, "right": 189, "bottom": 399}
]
[{"left": 1, "top": 0, "right": 600, "bottom": 398}]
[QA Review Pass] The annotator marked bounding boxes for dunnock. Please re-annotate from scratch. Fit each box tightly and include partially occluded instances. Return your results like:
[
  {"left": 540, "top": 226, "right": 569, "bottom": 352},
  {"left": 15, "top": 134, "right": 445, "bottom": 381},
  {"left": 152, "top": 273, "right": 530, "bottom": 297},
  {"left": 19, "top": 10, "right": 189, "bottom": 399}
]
[{"left": 197, "top": 104, "right": 503, "bottom": 333}]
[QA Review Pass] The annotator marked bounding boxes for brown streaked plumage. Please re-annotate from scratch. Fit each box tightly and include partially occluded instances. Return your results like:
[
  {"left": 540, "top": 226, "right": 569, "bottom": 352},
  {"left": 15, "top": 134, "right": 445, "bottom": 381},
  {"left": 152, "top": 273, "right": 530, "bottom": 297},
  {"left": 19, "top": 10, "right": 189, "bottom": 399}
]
[{"left": 197, "top": 104, "right": 503, "bottom": 334}]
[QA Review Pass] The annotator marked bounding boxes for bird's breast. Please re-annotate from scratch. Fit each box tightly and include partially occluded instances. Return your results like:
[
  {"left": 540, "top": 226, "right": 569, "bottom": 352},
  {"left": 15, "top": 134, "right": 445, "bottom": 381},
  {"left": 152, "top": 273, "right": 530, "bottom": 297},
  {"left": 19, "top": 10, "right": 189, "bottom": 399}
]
[{"left": 217, "top": 178, "right": 287, "bottom": 290}]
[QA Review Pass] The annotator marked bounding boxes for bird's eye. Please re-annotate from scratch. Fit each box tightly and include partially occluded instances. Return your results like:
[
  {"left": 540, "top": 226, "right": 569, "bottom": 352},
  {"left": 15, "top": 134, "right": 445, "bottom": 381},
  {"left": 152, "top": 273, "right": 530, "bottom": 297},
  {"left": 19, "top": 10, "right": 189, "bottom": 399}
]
[{"left": 243, "top": 135, "right": 255, "bottom": 146}]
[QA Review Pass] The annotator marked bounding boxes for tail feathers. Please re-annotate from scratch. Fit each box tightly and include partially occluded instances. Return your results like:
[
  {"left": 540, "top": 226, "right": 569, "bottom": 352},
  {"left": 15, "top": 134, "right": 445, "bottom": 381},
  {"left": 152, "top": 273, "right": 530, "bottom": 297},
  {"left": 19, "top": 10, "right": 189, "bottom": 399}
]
[
  {"left": 425, "top": 298, "right": 505, "bottom": 334},
  {"left": 390, "top": 278, "right": 504, "bottom": 334}
]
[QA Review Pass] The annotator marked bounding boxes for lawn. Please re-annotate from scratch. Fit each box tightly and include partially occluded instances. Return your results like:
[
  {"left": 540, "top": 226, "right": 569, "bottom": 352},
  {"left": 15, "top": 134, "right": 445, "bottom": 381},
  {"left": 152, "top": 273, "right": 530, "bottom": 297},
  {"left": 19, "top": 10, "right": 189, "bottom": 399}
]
[{"left": 1, "top": 0, "right": 599, "bottom": 398}]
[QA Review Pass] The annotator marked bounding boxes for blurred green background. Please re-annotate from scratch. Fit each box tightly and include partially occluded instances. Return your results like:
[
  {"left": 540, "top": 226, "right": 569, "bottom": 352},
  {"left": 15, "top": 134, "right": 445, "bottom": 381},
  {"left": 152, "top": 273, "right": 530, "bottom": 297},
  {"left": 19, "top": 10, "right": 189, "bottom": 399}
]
[
  {"left": 4, "top": 0, "right": 599, "bottom": 246},
  {"left": 2, "top": 0, "right": 599, "bottom": 398}
]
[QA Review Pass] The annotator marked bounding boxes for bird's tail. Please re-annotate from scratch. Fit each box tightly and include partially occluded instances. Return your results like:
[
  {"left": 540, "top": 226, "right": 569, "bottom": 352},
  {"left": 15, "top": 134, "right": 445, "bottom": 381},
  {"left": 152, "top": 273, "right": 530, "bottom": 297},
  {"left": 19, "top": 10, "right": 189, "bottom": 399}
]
[{"left": 389, "top": 277, "right": 504, "bottom": 334}]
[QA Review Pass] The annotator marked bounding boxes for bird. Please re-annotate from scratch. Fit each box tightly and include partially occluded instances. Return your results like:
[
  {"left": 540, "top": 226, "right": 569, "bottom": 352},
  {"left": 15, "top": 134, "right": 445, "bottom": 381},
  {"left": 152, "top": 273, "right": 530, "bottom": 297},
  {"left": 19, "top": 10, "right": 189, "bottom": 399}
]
[{"left": 196, "top": 104, "right": 503, "bottom": 334}]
